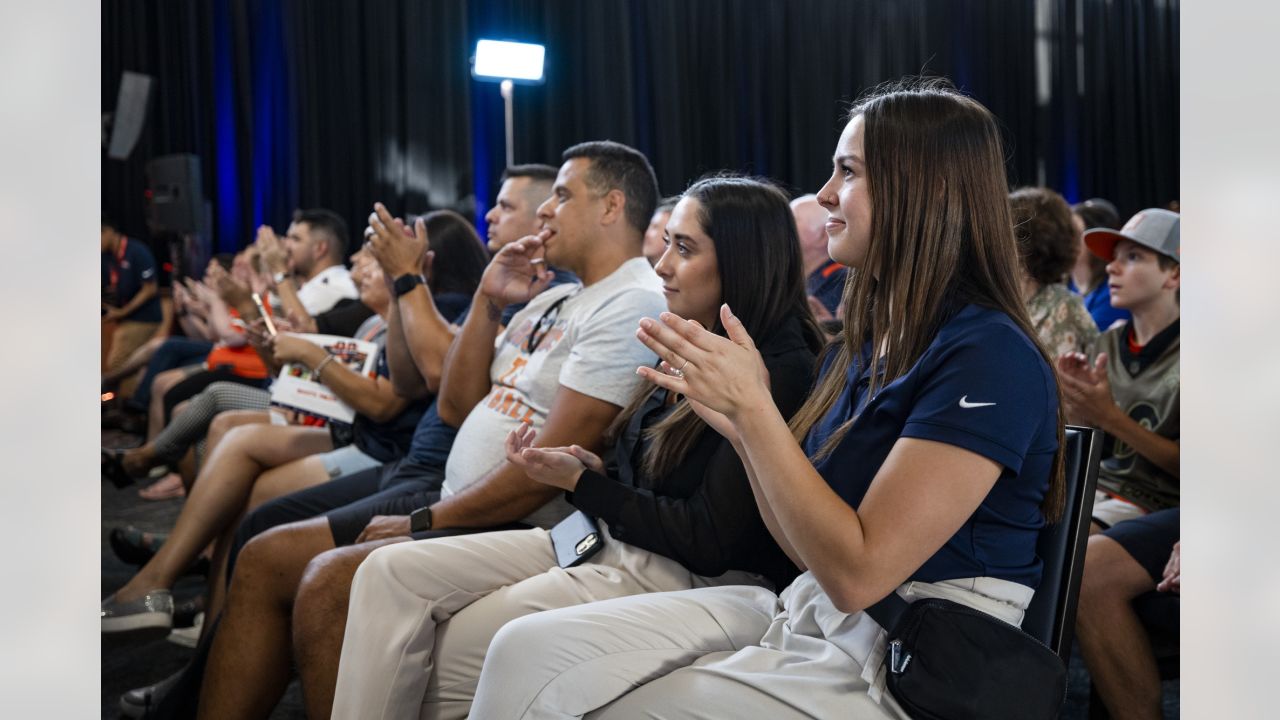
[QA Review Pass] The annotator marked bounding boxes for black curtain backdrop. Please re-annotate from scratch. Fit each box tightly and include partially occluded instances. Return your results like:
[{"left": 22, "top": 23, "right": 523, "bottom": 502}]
[{"left": 102, "top": 0, "right": 1178, "bottom": 256}]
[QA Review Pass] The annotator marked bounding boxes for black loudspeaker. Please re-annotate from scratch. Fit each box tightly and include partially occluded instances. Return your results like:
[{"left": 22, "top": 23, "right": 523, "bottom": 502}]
[{"left": 146, "top": 154, "right": 204, "bottom": 234}]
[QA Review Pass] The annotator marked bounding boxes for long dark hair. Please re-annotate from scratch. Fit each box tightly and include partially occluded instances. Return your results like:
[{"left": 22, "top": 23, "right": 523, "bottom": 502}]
[
  {"left": 413, "top": 210, "right": 488, "bottom": 297},
  {"left": 786, "top": 78, "right": 1067, "bottom": 521},
  {"left": 614, "top": 175, "right": 824, "bottom": 480}
]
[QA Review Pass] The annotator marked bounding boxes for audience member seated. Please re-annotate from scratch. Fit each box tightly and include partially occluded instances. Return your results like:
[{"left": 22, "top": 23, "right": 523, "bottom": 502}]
[
  {"left": 1069, "top": 198, "right": 1131, "bottom": 331},
  {"left": 1057, "top": 208, "right": 1179, "bottom": 530},
  {"left": 1076, "top": 508, "right": 1179, "bottom": 719},
  {"left": 642, "top": 195, "right": 678, "bottom": 265},
  {"left": 791, "top": 192, "right": 848, "bottom": 320},
  {"left": 1010, "top": 186, "right": 1100, "bottom": 356},
  {"left": 187, "top": 142, "right": 665, "bottom": 719},
  {"left": 101, "top": 214, "right": 491, "bottom": 641},
  {"left": 472, "top": 81, "right": 1063, "bottom": 720},
  {"left": 102, "top": 217, "right": 165, "bottom": 398},
  {"left": 328, "top": 175, "right": 823, "bottom": 719}
]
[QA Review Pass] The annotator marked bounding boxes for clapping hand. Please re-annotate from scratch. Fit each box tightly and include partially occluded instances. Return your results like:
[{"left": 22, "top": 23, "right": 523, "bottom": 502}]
[
  {"left": 366, "top": 202, "right": 431, "bottom": 278},
  {"left": 504, "top": 423, "right": 604, "bottom": 492},
  {"left": 1056, "top": 352, "right": 1116, "bottom": 427},
  {"left": 634, "top": 305, "right": 774, "bottom": 423},
  {"left": 255, "top": 226, "right": 288, "bottom": 276}
]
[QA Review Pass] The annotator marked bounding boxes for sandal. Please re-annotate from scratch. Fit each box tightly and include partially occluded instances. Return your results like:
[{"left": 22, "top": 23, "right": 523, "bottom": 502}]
[{"left": 138, "top": 473, "right": 185, "bottom": 501}]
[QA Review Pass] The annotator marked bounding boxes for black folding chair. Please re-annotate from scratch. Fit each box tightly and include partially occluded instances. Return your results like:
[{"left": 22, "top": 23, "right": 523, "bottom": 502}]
[{"left": 1021, "top": 425, "right": 1102, "bottom": 658}]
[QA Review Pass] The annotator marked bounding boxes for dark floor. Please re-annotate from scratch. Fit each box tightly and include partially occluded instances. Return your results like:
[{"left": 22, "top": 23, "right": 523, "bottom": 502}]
[
  {"left": 103, "top": 428, "right": 1177, "bottom": 719},
  {"left": 102, "top": 427, "right": 305, "bottom": 720}
]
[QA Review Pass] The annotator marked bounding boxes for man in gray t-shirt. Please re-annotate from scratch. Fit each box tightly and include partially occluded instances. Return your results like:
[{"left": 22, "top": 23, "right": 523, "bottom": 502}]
[{"left": 412, "top": 141, "right": 666, "bottom": 534}]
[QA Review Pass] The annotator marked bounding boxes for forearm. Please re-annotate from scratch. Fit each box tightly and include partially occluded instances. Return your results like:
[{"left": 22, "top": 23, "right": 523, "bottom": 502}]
[
  {"left": 117, "top": 282, "right": 157, "bottom": 318},
  {"left": 429, "top": 464, "right": 560, "bottom": 529},
  {"left": 731, "top": 437, "right": 805, "bottom": 569},
  {"left": 1100, "top": 406, "right": 1180, "bottom": 478},
  {"left": 572, "top": 444, "right": 766, "bottom": 577},
  {"left": 733, "top": 404, "right": 876, "bottom": 605},
  {"left": 396, "top": 284, "right": 457, "bottom": 394},
  {"left": 274, "top": 279, "right": 310, "bottom": 323},
  {"left": 385, "top": 303, "right": 431, "bottom": 400},
  {"left": 295, "top": 344, "right": 407, "bottom": 421},
  {"left": 436, "top": 291, "right": 502, "bottom": 426}
]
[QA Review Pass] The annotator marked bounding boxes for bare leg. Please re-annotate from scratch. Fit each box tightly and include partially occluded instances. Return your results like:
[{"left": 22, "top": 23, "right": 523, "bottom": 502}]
[
  {"left": 147, "top": 367, "right": 191, "bottom": 441},
  {"left": 191, "top": 410, "right": 275, "bottom": 491},
  {"left": 197, "top": 522, "right": 403, "bottom": 720},
  {"left": 113, "top": 424, "right": 333, "bottom": 604},
  {"left": 1076, "top": 534, "right": 1162, "bottom": 720},
  {"left": 295, "top": 540, "right": 407, "bottom": 719},
  {"left": 205, "top": 455, "right": 332, "bottom": 622},
  {"left": 103, "top": 335, "right": 166, "bottom": 385}
]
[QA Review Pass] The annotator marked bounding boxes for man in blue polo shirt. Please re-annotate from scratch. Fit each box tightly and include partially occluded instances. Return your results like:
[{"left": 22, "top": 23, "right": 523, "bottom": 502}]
[{"left": 102, "top": 217, "right": 164, "bottom": 398}]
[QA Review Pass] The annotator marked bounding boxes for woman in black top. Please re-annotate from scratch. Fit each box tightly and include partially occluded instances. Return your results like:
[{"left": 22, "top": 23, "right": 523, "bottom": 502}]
[{"left": 327, "top": 175, "right": 823, "bottom": 718}]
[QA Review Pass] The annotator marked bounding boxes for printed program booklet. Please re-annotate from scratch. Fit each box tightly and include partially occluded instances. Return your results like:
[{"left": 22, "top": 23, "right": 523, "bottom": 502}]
[{"left": 269, "top": 333, "right": 378, "bottom": 424}]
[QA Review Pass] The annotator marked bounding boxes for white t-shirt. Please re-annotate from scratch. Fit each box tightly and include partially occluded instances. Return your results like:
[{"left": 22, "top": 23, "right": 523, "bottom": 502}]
[
  {"left": 443, "top": 257, "right": 665, "bottom": 528},
  {"left": 296, "top": 264, "right": 358, "bottom": 316}
]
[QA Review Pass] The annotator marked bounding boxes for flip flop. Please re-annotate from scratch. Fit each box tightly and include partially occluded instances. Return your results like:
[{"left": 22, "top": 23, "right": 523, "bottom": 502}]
[{"left": 138, "top": 473, "right": 185, "bottom": 501}]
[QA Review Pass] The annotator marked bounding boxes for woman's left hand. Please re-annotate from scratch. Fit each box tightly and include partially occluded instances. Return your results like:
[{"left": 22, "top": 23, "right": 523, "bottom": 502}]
[
  {"left": 504, "top": 423, "right": 591, "bottom": 492},
  {"left": 635, "top": 304, "right": 772, "bottom": 421}
]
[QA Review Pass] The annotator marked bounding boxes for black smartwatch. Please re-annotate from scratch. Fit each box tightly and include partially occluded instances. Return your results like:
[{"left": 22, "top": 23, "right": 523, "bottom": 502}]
[
  {"left": 409, "top": 505, "right": 434, "bottom": 532},
  {"left": 393, "top": 273, "right": 427, "bottom": 298}
]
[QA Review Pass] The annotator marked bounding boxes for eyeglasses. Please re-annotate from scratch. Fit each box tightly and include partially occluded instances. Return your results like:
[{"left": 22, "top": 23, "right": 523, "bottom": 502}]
[{"left": 526, "top": 293, "right": 571, "bottom": 353}]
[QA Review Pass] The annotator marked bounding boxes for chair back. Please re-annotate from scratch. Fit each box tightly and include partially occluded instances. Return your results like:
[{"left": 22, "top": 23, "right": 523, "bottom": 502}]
[{"left": 1021, "top": 425, "right": 1102, "bottom": 658}]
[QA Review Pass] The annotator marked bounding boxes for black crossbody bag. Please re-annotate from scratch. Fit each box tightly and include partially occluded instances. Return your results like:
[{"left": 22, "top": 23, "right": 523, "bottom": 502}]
[{"left": 864, "top": 592, "right": 1066, "bottom": 720}]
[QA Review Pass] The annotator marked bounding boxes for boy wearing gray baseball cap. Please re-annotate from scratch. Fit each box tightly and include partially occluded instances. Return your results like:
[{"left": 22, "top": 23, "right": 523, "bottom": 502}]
[{"left": 1056, "top": 208, "right": 1180, "bottom": 529}]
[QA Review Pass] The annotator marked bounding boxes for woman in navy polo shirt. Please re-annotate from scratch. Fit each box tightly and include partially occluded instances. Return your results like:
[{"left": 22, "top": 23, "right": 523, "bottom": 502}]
[{"left": 467, "top": 79, "right": 1067, "bottom": 719}]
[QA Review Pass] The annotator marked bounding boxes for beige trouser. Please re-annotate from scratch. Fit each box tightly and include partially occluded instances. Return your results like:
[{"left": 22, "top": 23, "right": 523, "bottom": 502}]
[
  {"left": 331, "top": 525, "right": 765, "bottom": 720},
  {"left": 104, "top": 320, "right": 160, "bottom": 397},
  {"left": 469, "top": 572, "right": 1034, "bottom": 720}
]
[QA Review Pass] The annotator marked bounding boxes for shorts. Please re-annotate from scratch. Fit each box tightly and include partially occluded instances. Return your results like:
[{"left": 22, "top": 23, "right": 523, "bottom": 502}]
[
  {"left": 318, "top": 444, "right": 383, "bottom": 480},
  {"left": 1103, "top": 507, "right": 1180, "bottom": 581}
]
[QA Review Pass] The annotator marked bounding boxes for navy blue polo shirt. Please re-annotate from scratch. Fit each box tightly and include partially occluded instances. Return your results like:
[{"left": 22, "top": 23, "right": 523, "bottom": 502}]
[
  {"left": 807, "top": 260, "right": 848, "bottom": 314},
  {"left": 805, "top": 304, "right": 1059, "bottom": 589},
  {"left": 102, "top": 239, "right": 162, "bottom": 323}
]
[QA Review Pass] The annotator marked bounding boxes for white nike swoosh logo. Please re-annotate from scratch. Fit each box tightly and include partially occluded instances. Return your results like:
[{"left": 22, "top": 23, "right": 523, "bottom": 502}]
[{"left": 959, "top": 396, "right": 997, "bottom": 409}]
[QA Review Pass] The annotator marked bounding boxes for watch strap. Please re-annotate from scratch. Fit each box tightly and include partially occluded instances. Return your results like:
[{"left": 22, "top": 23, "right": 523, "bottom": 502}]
[{"left": 394, "top": 273, "right": 427, "bottom": 298}]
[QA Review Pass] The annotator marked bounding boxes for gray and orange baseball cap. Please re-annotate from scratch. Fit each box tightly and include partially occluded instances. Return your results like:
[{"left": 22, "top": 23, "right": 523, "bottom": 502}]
[{"left": 1084, "top": 208, "right": 1180, "bottom": 263}]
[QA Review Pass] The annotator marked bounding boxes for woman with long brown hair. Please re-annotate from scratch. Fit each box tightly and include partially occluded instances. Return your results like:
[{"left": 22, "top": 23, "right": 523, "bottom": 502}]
[{"left": 468, "top": 78, "right": 1067, "bottom": 719}]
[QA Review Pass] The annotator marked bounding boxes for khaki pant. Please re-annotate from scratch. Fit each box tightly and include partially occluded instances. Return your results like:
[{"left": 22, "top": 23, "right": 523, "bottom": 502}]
[
  {"left": 469, "top": 572, "right": 1034, "bottom": 720},
  {"left": 332, "top": 525, "right": 764, "bottom": 720},
  {"left": 104, "top": 320, "right": 160, "bottom": 397}
]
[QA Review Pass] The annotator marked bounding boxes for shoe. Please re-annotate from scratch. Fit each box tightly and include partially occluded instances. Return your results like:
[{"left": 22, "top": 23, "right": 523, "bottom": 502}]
[
  {"left": 137, "top": 473, "right": 185, "bottom": 501},
  {"left": 119, "top": 669, "right": 183, "bottom": 719},
  {"left": 102, "top": 448, "right": 139, "bottom": 489},
  {"left": 101, "top": 589, "right": 173, "bottom": 640},
  {"left": 173, "top": 595, "right": 204, "bottom": 628},
  {"left": 167, "top": 612, "right": 204, "bottom": 649},
  {"left": 109, "top": 526, "right": 166, "bottom": 566}
]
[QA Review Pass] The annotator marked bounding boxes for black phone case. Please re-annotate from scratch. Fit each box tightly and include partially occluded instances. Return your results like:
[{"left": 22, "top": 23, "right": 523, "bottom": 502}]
[{"left": 550, "top": 510, "right": 604, "bottom": 569}]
